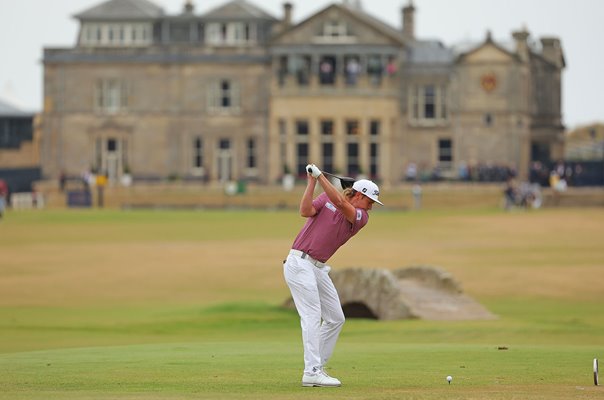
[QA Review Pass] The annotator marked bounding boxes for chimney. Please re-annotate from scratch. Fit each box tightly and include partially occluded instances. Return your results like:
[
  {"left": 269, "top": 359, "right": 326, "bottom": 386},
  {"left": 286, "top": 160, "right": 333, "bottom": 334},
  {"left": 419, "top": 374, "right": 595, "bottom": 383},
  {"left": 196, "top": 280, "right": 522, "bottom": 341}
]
[
  {"left": 540, "top": 37, "right": 565, "bottom": 68},
  {"left": 283, "top": 2, "right": 293, "bottom": 27},
  {"left": 512, "top": 28, "right": 530, "bottom": 62},
  {"left": 184, "top": 0, "right": 194, "bottom": 14},
  {"left": 402, "top": 1, "right": 415, "bottom": 40}
]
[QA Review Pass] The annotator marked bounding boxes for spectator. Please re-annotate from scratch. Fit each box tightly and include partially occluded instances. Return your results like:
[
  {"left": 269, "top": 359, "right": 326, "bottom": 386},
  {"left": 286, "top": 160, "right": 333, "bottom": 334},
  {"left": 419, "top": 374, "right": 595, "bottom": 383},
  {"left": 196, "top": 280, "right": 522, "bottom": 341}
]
[
  {"left": 386, "top": 57, "right": 397, "bottom": 76},
  {"left": 405, "top": 162, "right": 417, "bottom": 181},
  {"left": 59, "top": 171, "right": 67, "bottom": 192},
  {"left": 319, "top": 59, "right": 334, "bottom": 85},
  {"left": 458, "top": 162, "right": 469, "bottom": 181},
  {"left": 345, "top": 58, "right": 361, "bottom": 85},
  {"left": 503, "top": 178, "right": 517, "bottom": 210},
  {"left": 0, "top": 179, "right": 8, "bottom": 219},
  {"left": 555, "top": 161, "right": 565, "bottom": 179},
  {"left": 573, "top": 164, "right": 584, "bottom": 186},
  {"left": 367, "top": 57, "right": 383, "bottom": 85},
  {"left": 412, "top": 184, "right": 422, "bottom": 210}
]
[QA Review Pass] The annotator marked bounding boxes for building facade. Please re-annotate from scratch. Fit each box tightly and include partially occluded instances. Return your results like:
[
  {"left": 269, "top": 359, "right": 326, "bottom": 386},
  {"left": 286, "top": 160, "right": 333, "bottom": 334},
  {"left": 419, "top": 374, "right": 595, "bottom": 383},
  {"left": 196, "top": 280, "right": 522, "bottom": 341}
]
[
  {"left": 41, "top": 0, "right": 565, "bottom": 186},
  {"left": 0, "top": 99, "right": 41, "bottom": 193}
]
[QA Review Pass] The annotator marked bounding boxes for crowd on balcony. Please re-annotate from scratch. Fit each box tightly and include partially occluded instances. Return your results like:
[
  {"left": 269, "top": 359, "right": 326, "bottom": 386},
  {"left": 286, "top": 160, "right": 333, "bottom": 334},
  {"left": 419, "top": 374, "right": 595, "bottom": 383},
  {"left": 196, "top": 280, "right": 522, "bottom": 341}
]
[{"left": 277, "top": 55, "right": 398, "bottom": 87}]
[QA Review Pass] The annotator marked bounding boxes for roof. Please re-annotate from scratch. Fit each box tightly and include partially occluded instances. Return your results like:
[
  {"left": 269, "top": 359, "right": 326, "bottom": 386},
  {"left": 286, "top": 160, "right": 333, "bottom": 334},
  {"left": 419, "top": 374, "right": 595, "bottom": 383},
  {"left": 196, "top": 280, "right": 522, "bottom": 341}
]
[
  {"left": 451, "top": 32, "right": 562, "bottom": 68},
  {"left": 566, "top": 123, "right": 604, "bottom": 140},
  {"left": 74, "top": 0, "right": 165, "bottom": 20},
  {"left": 273, "top": 3, "right": 404, "bottom": 46},
  {"left": 0, "top": 98, "right": 33, "bottom": 117},
  {"left": 451, "top": 38, "right": 541, "bottom": 57},
  {"left": 202, "top": 0, "right": 276, "bottom": 21},
  {"left": 340, "top": 3, "right": 404, "bottom": 44},
  {"left": 408, "top": 40, "right": 455, "bottom": 64}
]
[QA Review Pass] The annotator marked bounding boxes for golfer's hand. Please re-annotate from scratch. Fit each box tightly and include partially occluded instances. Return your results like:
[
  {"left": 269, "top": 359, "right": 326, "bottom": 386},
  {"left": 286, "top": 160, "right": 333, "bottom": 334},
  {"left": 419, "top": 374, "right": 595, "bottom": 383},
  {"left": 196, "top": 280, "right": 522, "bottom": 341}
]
[{"left": 306, "top": 164, "right": 322, "bottom": 179}]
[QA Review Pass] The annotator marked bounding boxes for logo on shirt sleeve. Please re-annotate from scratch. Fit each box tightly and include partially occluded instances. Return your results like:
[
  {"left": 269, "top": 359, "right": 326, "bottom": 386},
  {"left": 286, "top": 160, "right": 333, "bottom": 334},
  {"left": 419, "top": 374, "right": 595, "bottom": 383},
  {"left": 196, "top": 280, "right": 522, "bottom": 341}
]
[
  {"left": 326, "top": 202, "right": 337, "bottom": 212},
  {"left": 356, "top": 210, "right": 362, "bottom": 221}
]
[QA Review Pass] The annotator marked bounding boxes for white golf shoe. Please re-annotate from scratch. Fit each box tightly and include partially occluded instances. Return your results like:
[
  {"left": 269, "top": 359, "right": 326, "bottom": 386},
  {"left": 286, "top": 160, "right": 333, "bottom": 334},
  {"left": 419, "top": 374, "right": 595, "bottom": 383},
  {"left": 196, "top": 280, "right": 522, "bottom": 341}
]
[{"left": 302, "top": 370, "right": 341, "bottom": 387}]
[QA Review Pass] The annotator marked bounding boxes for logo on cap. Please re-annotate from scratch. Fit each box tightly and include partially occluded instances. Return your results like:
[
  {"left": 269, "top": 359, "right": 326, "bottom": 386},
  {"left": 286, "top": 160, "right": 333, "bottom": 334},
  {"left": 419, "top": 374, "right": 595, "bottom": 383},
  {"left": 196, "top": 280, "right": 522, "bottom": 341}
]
[{"left": 352, "top": 179, "right": 384, "bottom": 206}]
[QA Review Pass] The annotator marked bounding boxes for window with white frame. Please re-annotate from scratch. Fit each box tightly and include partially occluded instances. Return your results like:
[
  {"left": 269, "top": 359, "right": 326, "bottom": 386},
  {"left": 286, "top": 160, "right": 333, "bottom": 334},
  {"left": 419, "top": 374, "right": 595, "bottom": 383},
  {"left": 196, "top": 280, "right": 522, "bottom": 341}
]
[
  {"left": 192, "top": 136, "right": 204, "bottom": 174},
  {"left": 95, "top": 79, "right": 129, "bottom": 114},
  {"left": 440, "top": 86, "right": 448, "bottom": 120},
  {"left": 206, "top": 22, "right": 256, "bottom": 45},
  {"left": 370, "top": 120, "right": 380, "bottom": 178},
  {"left": 321, "top": 120, "right": 334, "bottom": 173},
  {"left": 345, "top": 118, "right": 361, "bottom": 175},
  {"left": 296, "top": 143, "right": 309, "bottom": 177},
  {"left": 347, "top": 142, "right": 360, "bottom": 176},
  {"left": 424, "top": 85, "right": 436, "bottom": 119},
  {"left": 370, "top": 142, "right": 379, "bottom": 178},
  {"left": 205, "top": 23, "right": 222, "bottom": 44},
  {"left": 108, "top": 25, "right": 116, "bottom": 44},
  {"left": 296, "top": 119, "right": 309, "bottom": 176},
  {"left": 119, "top": 26, "right": 125, "bottom": 43},
  {"left": 346, "top": 119, "right": 360, "bottom": 135},
  {"left": 410, "top": 84, "right": 448, "bottom": 122},
  {"left": 246, "top": 138, "right": 257, "bottom": 169},
  {"left": 84, "top": 25, "right": 94, "bottom": 42},
  {"left": 323, "top": 20, "right": 348, "bottom": 37},
  {"left": 278, "top": 119, "right": 288, "bottom": 173},
  {"left": 438, "top": 138, "right": 453, "bottom": 167},
  {"left": 315, "top": 19, "right": 355, "bottom": 43},
  {"left": 207, "top": 79, "right": 240, "bottom": 113},
  {"left": 80, "top": 23, "right": 152, "bottom": 47}
]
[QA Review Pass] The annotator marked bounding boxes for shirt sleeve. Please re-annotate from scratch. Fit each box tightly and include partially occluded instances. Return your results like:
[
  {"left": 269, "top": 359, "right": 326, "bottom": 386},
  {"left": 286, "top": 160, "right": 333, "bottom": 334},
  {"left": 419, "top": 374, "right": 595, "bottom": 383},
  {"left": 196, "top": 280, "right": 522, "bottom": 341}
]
[
  {"left": 312, "top": 192, "right": 328, "bottom": 212},
  {"left": 349, "top": 208, "right": 369, "bottom": 233}
]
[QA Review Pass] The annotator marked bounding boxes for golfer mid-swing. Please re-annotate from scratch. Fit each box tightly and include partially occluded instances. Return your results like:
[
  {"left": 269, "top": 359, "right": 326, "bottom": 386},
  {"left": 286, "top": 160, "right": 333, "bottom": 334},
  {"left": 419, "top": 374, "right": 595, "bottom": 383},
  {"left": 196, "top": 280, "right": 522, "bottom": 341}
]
[{"left": 283, "top": 163, "right": 383, "bottom": 387}]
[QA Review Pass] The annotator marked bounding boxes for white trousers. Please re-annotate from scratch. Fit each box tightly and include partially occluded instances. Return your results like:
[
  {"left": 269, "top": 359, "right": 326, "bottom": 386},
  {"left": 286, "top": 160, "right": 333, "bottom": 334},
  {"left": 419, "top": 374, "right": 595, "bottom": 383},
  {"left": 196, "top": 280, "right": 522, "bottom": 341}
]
[{"left": 283, "top": 253, "right": 345, "bottom": 375}]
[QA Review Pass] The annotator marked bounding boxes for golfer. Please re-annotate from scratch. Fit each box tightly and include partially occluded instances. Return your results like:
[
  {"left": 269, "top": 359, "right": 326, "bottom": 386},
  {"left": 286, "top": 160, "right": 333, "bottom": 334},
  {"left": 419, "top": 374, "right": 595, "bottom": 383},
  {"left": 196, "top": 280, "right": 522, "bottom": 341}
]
[{"left": 283, "top": 163, "right": 383, "bottom": 387}]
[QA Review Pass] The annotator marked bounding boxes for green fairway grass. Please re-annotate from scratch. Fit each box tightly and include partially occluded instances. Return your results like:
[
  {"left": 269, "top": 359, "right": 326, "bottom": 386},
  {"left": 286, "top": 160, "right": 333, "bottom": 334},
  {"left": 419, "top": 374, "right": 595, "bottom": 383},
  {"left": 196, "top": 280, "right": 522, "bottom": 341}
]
[
  {"left": 0, "top": 207, "right": 603, "bottom": 399},
  {"left": 1, "top": 340, "right": 601, "bottom": 399}
]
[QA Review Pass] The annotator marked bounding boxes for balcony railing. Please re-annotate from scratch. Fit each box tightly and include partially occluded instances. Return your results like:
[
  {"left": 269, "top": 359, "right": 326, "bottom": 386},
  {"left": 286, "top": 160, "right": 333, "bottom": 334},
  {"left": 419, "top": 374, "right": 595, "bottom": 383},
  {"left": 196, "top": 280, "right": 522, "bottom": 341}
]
[{"left": 274, "top": 71, "right": 399, "bottom": 97}]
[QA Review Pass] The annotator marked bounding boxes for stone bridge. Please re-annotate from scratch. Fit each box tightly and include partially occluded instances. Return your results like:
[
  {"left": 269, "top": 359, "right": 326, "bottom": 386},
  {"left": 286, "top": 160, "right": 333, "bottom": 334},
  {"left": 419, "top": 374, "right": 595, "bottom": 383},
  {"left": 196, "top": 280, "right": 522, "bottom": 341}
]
[{"left": 284, "top": 265, "right": 496, "bottom": 321}]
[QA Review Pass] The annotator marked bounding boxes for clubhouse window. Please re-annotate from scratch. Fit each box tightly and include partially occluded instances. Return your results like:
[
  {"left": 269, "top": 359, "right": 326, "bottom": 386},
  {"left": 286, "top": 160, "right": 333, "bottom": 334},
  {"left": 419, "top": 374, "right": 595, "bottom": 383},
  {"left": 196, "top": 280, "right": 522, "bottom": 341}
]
[
  {"left": 191, "top": 136, "right": 204, "bottom": 176},
  {"left": 438, "top": 138, "right": 453, "bottom": 168},
  {"left": 207, "top": 79, "right": 240, "bottom": 113},
  {"left": 410, "top": 84, "right": 448, "bottom": 123}
]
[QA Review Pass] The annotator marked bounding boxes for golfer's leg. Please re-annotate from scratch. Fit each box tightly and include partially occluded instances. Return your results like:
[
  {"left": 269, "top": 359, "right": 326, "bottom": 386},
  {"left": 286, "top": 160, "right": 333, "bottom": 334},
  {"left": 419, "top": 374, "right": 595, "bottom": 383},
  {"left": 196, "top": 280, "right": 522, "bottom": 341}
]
[
  {"left": 315, "top": 267, "right": 345, "bottom": 366},
  {"left": 283, "top": 257, "right": 323, "bottom": 374}
]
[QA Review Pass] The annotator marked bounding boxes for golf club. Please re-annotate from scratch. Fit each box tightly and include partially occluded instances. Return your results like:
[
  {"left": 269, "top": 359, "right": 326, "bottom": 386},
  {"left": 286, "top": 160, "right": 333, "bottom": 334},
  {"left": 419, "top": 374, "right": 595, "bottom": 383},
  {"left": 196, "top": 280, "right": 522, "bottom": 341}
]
[
  {"left": 323, "top": 171, "right": 355, "bottom": 189},
  {"left": 306, "top": 166, "right": 356, "bottom": 189}
]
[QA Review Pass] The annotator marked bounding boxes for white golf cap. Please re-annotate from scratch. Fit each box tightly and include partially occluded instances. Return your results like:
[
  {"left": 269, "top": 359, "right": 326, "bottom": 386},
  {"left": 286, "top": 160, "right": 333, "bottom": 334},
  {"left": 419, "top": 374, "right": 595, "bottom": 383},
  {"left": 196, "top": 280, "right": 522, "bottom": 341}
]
[{"left": 352, "top": 179, "right": 384, "bottom": 205}]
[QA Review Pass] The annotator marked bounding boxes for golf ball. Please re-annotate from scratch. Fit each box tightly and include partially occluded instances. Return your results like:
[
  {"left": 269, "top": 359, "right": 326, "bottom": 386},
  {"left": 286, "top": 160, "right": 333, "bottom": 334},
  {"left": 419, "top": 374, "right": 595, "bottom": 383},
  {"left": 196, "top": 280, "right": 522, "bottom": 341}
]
[{"left": 446, "top": 375, "right": 453, "bottom": 383}]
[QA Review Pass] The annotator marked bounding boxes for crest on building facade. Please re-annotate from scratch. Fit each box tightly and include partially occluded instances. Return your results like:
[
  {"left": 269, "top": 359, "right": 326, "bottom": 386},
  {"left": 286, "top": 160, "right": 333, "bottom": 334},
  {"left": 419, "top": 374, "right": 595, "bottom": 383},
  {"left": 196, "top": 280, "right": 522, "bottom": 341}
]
[{"left": 481, "top": 73, "right": 497, "bottom": 93}]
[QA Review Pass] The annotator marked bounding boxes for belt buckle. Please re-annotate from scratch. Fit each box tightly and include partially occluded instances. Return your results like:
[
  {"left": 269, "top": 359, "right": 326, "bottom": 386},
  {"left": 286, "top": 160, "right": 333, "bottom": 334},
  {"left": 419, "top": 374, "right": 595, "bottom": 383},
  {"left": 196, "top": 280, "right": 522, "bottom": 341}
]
[{"left": 297, "top": 250, "right": 323, "bottom": 268}]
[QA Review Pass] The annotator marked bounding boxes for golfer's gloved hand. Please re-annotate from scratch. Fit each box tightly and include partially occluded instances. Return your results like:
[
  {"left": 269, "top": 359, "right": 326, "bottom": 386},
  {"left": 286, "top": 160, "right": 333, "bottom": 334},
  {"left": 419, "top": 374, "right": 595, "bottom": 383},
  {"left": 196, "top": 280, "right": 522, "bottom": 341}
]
[{"left": 306, "top": 164, "right": 322, "bottom": 179}]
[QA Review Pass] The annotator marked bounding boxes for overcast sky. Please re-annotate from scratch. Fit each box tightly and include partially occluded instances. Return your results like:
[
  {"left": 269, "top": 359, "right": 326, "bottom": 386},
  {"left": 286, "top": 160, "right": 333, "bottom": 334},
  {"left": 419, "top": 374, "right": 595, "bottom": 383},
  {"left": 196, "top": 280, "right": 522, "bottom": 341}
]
[{"left": 1, "top": 0, "right": 602, "bottom": 129}]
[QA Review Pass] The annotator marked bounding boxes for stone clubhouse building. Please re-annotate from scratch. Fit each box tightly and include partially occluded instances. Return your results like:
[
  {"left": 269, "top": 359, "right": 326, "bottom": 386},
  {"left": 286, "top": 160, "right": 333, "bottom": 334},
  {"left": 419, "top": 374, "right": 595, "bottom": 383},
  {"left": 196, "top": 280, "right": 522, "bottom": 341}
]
[{"left": 41, "top": 0, "right": 565, "bottom": 187}]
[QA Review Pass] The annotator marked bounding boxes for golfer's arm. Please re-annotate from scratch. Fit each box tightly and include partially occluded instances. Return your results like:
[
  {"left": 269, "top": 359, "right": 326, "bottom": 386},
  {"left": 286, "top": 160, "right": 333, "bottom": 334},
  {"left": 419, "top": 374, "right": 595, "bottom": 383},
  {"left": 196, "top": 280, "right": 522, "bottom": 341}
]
[
  {"left": 300, "top": 176, "right": 317, "bottom": 217},
  {"left": 317, "top": 175, "right": 356, "bottom": 223}
]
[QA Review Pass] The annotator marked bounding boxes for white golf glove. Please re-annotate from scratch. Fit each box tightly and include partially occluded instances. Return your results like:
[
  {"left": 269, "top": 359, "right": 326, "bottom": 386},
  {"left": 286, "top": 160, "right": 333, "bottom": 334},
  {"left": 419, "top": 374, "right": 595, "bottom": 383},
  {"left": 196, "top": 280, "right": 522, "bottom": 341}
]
[{"left": 306, "top": 164, "right": 322, "bottom": 179}]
